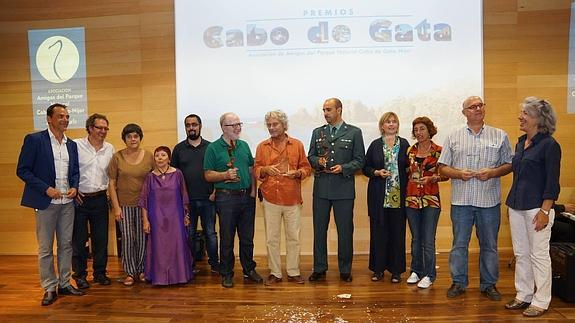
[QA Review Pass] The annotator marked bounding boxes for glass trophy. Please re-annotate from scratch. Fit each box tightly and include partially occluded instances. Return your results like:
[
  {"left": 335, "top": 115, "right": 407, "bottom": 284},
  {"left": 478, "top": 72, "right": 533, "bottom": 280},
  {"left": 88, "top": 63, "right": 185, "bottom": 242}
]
[
  {"left": 277, "top": 154, "right": 290, "bottom": 176},
  {"left": 55, "top": 178, "right": 69, "bottom": 196}
]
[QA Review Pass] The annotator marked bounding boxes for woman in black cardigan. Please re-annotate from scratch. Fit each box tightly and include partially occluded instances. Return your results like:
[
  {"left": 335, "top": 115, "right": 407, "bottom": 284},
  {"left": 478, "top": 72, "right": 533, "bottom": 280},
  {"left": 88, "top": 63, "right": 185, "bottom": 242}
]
[{"left": 363, "top": 112, "right": 410, "bottom": 282}]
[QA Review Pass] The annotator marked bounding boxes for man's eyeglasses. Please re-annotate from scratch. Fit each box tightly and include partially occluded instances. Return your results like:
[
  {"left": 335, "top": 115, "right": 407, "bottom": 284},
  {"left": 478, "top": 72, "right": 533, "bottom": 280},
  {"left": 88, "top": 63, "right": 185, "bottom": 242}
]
[
  {"left": 92, "top": 125, "right": 109, "bottom": 131},
  {"left": 224, "top": 123, "right": 243, "bottom": 129},
  {"left": 465, "top": 103, "right": 485, "bottom": 111}
]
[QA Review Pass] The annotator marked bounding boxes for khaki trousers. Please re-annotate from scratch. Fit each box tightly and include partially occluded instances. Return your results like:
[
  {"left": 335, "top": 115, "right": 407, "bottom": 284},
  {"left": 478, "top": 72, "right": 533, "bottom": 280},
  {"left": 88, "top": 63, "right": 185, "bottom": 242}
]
[{"left": 262, "top": 199, "right": 302, "bottom": 278}]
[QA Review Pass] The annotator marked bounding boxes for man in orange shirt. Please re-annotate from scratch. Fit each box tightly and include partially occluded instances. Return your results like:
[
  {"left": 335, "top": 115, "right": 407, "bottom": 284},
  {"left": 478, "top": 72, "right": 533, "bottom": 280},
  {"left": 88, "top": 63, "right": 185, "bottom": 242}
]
[{"left": 254, "top": 110, "right": 312, "bottom": 285}]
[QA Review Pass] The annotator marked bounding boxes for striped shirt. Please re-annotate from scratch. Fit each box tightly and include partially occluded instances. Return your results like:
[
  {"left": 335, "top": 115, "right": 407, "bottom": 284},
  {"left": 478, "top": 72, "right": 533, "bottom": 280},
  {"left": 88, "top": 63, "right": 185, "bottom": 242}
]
[{"left": 438, "top": 124, "right": 513, "bottom": 208}]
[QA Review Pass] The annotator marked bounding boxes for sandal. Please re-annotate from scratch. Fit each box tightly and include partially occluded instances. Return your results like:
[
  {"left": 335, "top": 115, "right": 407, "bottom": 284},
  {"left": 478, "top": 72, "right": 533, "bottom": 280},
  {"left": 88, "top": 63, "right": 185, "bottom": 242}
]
[
  {"left": 522, "top": 305, "right": 546, "bottom": 317},
  {"left": 139, "top": 273, "right": 146, "bottom": 282},
  {"left": 123, "top": 276, "right": 135, "bottom": 286}
]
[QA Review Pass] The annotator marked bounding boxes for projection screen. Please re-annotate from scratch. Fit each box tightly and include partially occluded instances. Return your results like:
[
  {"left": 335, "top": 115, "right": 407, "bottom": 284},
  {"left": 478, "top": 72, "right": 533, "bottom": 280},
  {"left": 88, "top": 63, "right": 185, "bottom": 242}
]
[{"left": 175, "top": 0, "right": 483, "bottom": 149}]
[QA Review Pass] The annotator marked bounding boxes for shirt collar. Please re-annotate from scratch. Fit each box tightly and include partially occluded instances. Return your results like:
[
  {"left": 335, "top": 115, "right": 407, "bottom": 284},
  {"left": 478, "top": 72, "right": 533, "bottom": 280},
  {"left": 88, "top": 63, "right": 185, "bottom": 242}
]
[
  {"left": 331, "top": 121, "right": 343, "bottom": 131},
  {"left": 184, "top": 137, "right": 207, "bottom": 148},
  {"left": 217, "top": 136, "right": 237, "bottom": 147},
  {"left": 465, "top": 123, "right": 485, "bottom": 135},
  {"left": 521, "top": 132, "right": 548, "bottom": 145},
  {"left": 47, "top": 127, "right": 67, "bottom": 144},
  {"left": 263, "top": 134, "right": 293, "bottom": 146}
]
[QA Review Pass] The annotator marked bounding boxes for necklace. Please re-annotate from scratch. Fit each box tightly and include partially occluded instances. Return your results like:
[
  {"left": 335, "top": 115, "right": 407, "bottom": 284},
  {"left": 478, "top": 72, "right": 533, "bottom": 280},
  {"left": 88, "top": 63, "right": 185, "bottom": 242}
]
[
  {"left": 157, "top": 166, "right": 169, "bottom": 180},
  {"left": 417, "top": 142, "right": 431, "bottom": 155}
]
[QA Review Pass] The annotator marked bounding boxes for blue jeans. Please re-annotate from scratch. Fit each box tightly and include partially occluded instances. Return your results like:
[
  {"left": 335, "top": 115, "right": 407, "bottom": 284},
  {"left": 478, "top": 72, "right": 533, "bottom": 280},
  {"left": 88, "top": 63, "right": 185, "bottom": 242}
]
[
  {"left": 449, "top": 204, "right": 500, "bottom": 290},
  {"left": 406, "top": 207, "right": 440, "bottom": 281},
  {"left": 215, "top": 191, "right": 256, "bottom": 277},
  {"left": 188, "top": 199, "right": 219, "bottom": 269}
]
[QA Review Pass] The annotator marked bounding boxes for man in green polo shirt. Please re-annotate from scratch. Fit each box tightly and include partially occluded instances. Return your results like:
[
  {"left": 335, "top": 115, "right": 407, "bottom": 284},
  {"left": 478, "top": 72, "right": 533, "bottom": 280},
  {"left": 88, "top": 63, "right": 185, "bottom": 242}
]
[{"left": 204, "top": 112, "right": 263, "bottom": 288}]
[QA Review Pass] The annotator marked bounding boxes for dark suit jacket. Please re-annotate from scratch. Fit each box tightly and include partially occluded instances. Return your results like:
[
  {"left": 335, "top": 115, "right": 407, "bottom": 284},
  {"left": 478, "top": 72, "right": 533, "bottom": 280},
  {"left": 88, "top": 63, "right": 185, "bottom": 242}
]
[
  {"left": 363, "top": 136, "right": 410, "bottom": 219},
  {"left": 16, "top": 129, "right": 79, "bottom": 210},
  {"left": 308, "top": 122, "right": 365, "bottom": 200}
]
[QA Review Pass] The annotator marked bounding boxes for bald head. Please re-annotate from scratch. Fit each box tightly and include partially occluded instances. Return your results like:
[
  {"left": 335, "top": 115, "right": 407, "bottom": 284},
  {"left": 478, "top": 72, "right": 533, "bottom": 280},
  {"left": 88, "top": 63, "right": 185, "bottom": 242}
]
[
  {"left": 462, "top": 96, "right": 483, "bottom": 111},
  {"left": 219, "top": 112, "right": 238, "bottom": 126}
]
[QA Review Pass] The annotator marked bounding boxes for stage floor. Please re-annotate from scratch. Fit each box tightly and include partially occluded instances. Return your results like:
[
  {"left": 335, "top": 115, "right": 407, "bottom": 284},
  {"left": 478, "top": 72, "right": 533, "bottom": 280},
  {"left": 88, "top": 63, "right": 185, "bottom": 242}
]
[{"left": 0, "top": 251, "right": 573, "bottom": 322}]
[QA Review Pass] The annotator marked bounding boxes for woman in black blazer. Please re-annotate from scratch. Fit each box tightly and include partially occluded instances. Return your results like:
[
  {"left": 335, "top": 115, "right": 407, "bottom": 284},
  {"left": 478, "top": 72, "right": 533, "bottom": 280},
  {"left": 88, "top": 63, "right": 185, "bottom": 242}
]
[{"left": 363, "top": 112, "right": 410, "bottom": 283}]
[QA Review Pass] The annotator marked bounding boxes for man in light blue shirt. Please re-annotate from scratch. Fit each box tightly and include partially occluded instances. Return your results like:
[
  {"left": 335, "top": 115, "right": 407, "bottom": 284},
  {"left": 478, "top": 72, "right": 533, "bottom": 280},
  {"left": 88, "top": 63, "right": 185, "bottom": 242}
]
[{"left": 438, "top": 96, "right": 512, "bottom": 301}]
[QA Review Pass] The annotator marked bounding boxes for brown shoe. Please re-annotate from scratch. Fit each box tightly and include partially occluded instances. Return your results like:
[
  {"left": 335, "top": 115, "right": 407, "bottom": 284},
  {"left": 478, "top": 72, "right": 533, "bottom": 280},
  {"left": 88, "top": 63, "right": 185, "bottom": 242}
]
[
  {"left": 287, "top": 275, "right": 305, "bottom": 284},
  {"left": 264, "top": 275, "right": 282, "bottom": 286},
  {"left": 522, "top": 305, "right": 546, "bottom": 317}
]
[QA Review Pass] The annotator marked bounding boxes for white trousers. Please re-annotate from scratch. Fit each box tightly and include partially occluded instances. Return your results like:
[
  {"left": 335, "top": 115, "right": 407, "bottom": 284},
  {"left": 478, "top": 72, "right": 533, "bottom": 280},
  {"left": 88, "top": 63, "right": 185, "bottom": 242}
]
[
  {"left": 508, "top": 207, "right": 555, "bottom": 309},
  {"left": 262, "top": 199, "right": 302, "bottom": 278}
]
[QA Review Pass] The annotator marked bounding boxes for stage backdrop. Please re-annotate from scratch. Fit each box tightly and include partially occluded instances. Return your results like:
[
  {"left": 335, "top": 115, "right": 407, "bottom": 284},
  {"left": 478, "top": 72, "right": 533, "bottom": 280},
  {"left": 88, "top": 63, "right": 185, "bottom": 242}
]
[{"left": 0, "top": 0, "right": 573, "bottom": 256}]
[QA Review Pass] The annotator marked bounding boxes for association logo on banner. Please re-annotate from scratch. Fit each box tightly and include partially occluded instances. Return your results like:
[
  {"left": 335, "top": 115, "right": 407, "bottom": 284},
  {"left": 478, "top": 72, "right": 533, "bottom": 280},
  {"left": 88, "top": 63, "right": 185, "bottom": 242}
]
[{"left": 28, "top": 27, "right": 88, "bottom": 130}]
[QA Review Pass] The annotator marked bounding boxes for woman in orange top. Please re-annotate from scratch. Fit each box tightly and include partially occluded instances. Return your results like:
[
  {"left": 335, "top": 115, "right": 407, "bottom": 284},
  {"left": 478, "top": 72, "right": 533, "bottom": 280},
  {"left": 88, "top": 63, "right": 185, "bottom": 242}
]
[{"left": 405, "top": 117, "right": 447, "bottom": 289}]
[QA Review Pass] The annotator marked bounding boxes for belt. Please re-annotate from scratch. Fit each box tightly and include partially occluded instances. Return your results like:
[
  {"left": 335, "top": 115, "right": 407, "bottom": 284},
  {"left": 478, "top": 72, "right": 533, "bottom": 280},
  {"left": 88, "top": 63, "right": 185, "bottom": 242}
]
[
  {"left": 81, "top": 190, "right": 107, "bottom": 198},
  {"left": 216, "top": 188, "right": 249, "bottom": 196}
]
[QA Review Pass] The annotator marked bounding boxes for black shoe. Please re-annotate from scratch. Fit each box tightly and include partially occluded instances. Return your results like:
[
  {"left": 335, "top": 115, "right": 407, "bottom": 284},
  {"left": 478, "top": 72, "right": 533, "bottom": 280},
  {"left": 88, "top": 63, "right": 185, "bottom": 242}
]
[
  {"left": 41, "top": 291, "right": 57, "bottom": 306},
  {"left": 482, "top": 285, "right": 502, "bottom": 301},
  {"left": 57, "top": 285, "right": 85, "bottom": 296},
  {"left": 505, "top": 298, "right": 530, "bottom": 310},
  {"left": 243, "top": 269, "right": 263, "bottom": 283},
  {"left": 221, "top": 275, "right": 234, "bottom": 288},
  {"left": 93, "top": 274, "right": 111, "bottom": 286},
  {"left": 75, "top": 277, "right": 90, "bottom": 289},
  {"left": 447, "top": 283, "right": 465, "bottom": 298},
  {"left": 210, "top": 265, "right": 220, "bottom": 274},
  {"left": 308, "top": 271, "right": 326, "bottom": 282},
  {"left": 391, "top": 274, "right": 401, "bottom": 283},
  {"left": 371, "top": 272, "right": 384, "bottom": 282},
  {"left": 340, "top": 273, "right": 353, "bottom": 282}
]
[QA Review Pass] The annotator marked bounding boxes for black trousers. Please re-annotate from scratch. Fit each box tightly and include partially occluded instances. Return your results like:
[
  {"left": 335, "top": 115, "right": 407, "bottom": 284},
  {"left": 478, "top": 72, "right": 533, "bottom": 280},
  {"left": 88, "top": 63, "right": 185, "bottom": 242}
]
[
  {"left": 215, "top": 191, "right": 256, "bottom": 277},
  {"left": 369, "top": 207, "right": 406, "bottom": 275},
  {"left": 72, "top": 194, "right": 109, "bottom": 278}
]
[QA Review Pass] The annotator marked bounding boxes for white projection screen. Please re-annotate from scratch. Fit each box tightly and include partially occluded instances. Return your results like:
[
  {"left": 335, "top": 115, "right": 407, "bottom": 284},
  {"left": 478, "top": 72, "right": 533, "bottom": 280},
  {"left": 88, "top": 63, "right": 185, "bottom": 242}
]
[{"left": 175, "top": 0, "right": 483, "bottom": 149}]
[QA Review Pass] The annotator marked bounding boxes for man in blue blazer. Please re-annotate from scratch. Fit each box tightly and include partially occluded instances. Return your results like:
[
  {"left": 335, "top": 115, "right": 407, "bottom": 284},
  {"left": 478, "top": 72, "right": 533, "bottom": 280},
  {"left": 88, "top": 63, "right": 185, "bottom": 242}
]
[
  {"left": 16, "top": 103, "right": 84, "bottom": 306},
  {"left": 307, "top": 98, "right": 365, "bottom": 282}
]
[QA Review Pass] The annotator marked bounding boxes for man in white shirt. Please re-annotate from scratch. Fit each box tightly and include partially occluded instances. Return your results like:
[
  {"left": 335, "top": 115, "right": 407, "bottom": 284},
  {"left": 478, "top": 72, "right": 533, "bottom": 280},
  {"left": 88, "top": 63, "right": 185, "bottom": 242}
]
[{"left": 72, "top": 114, "right": 115, "bottom": 289}]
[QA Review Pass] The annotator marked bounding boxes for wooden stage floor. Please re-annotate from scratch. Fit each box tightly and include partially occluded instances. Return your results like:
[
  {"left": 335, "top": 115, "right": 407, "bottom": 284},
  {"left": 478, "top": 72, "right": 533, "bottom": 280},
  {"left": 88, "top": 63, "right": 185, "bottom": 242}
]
[{"left": 0, "top": 251, "right": 573, "bottom": 322}]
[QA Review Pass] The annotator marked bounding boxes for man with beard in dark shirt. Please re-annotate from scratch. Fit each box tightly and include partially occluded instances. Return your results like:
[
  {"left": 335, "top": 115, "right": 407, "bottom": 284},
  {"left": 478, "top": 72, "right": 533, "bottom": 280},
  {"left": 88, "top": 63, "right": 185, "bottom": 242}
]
[{"left": 172, "top": 114, "right": 220, "bottom": 274}]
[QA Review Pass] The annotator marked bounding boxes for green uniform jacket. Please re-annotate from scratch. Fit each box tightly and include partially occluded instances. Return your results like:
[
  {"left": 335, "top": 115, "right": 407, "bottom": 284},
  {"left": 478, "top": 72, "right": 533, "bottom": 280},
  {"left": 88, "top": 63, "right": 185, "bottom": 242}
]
[{"left": 308, "top": 122, "right": 365, "bottom": 200}]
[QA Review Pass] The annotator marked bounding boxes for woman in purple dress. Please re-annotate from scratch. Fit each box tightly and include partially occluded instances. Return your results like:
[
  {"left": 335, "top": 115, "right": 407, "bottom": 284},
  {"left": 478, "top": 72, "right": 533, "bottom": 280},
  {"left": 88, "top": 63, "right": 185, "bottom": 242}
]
[{"left": 139, "top": 146, "right": 194, "bottom": 285}]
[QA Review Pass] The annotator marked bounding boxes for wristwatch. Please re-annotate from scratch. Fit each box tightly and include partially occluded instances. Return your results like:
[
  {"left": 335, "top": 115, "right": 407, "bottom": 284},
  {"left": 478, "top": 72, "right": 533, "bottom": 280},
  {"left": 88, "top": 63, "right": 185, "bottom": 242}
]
[{"left": 540, "top": 208, "right": 550, "bottom": 216}]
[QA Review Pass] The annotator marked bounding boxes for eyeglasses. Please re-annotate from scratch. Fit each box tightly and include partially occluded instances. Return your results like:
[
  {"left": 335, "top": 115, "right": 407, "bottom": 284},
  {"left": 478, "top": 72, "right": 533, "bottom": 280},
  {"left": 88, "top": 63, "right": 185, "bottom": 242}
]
[
  {"left": 465, "top": 103, "right": 485, "bottom": 110},
  {"left": 224, "top": 123, "right": 243, "bottom": 129},
  {"left": 92, "top": 125, "right": 109, "bottom": 131}
]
